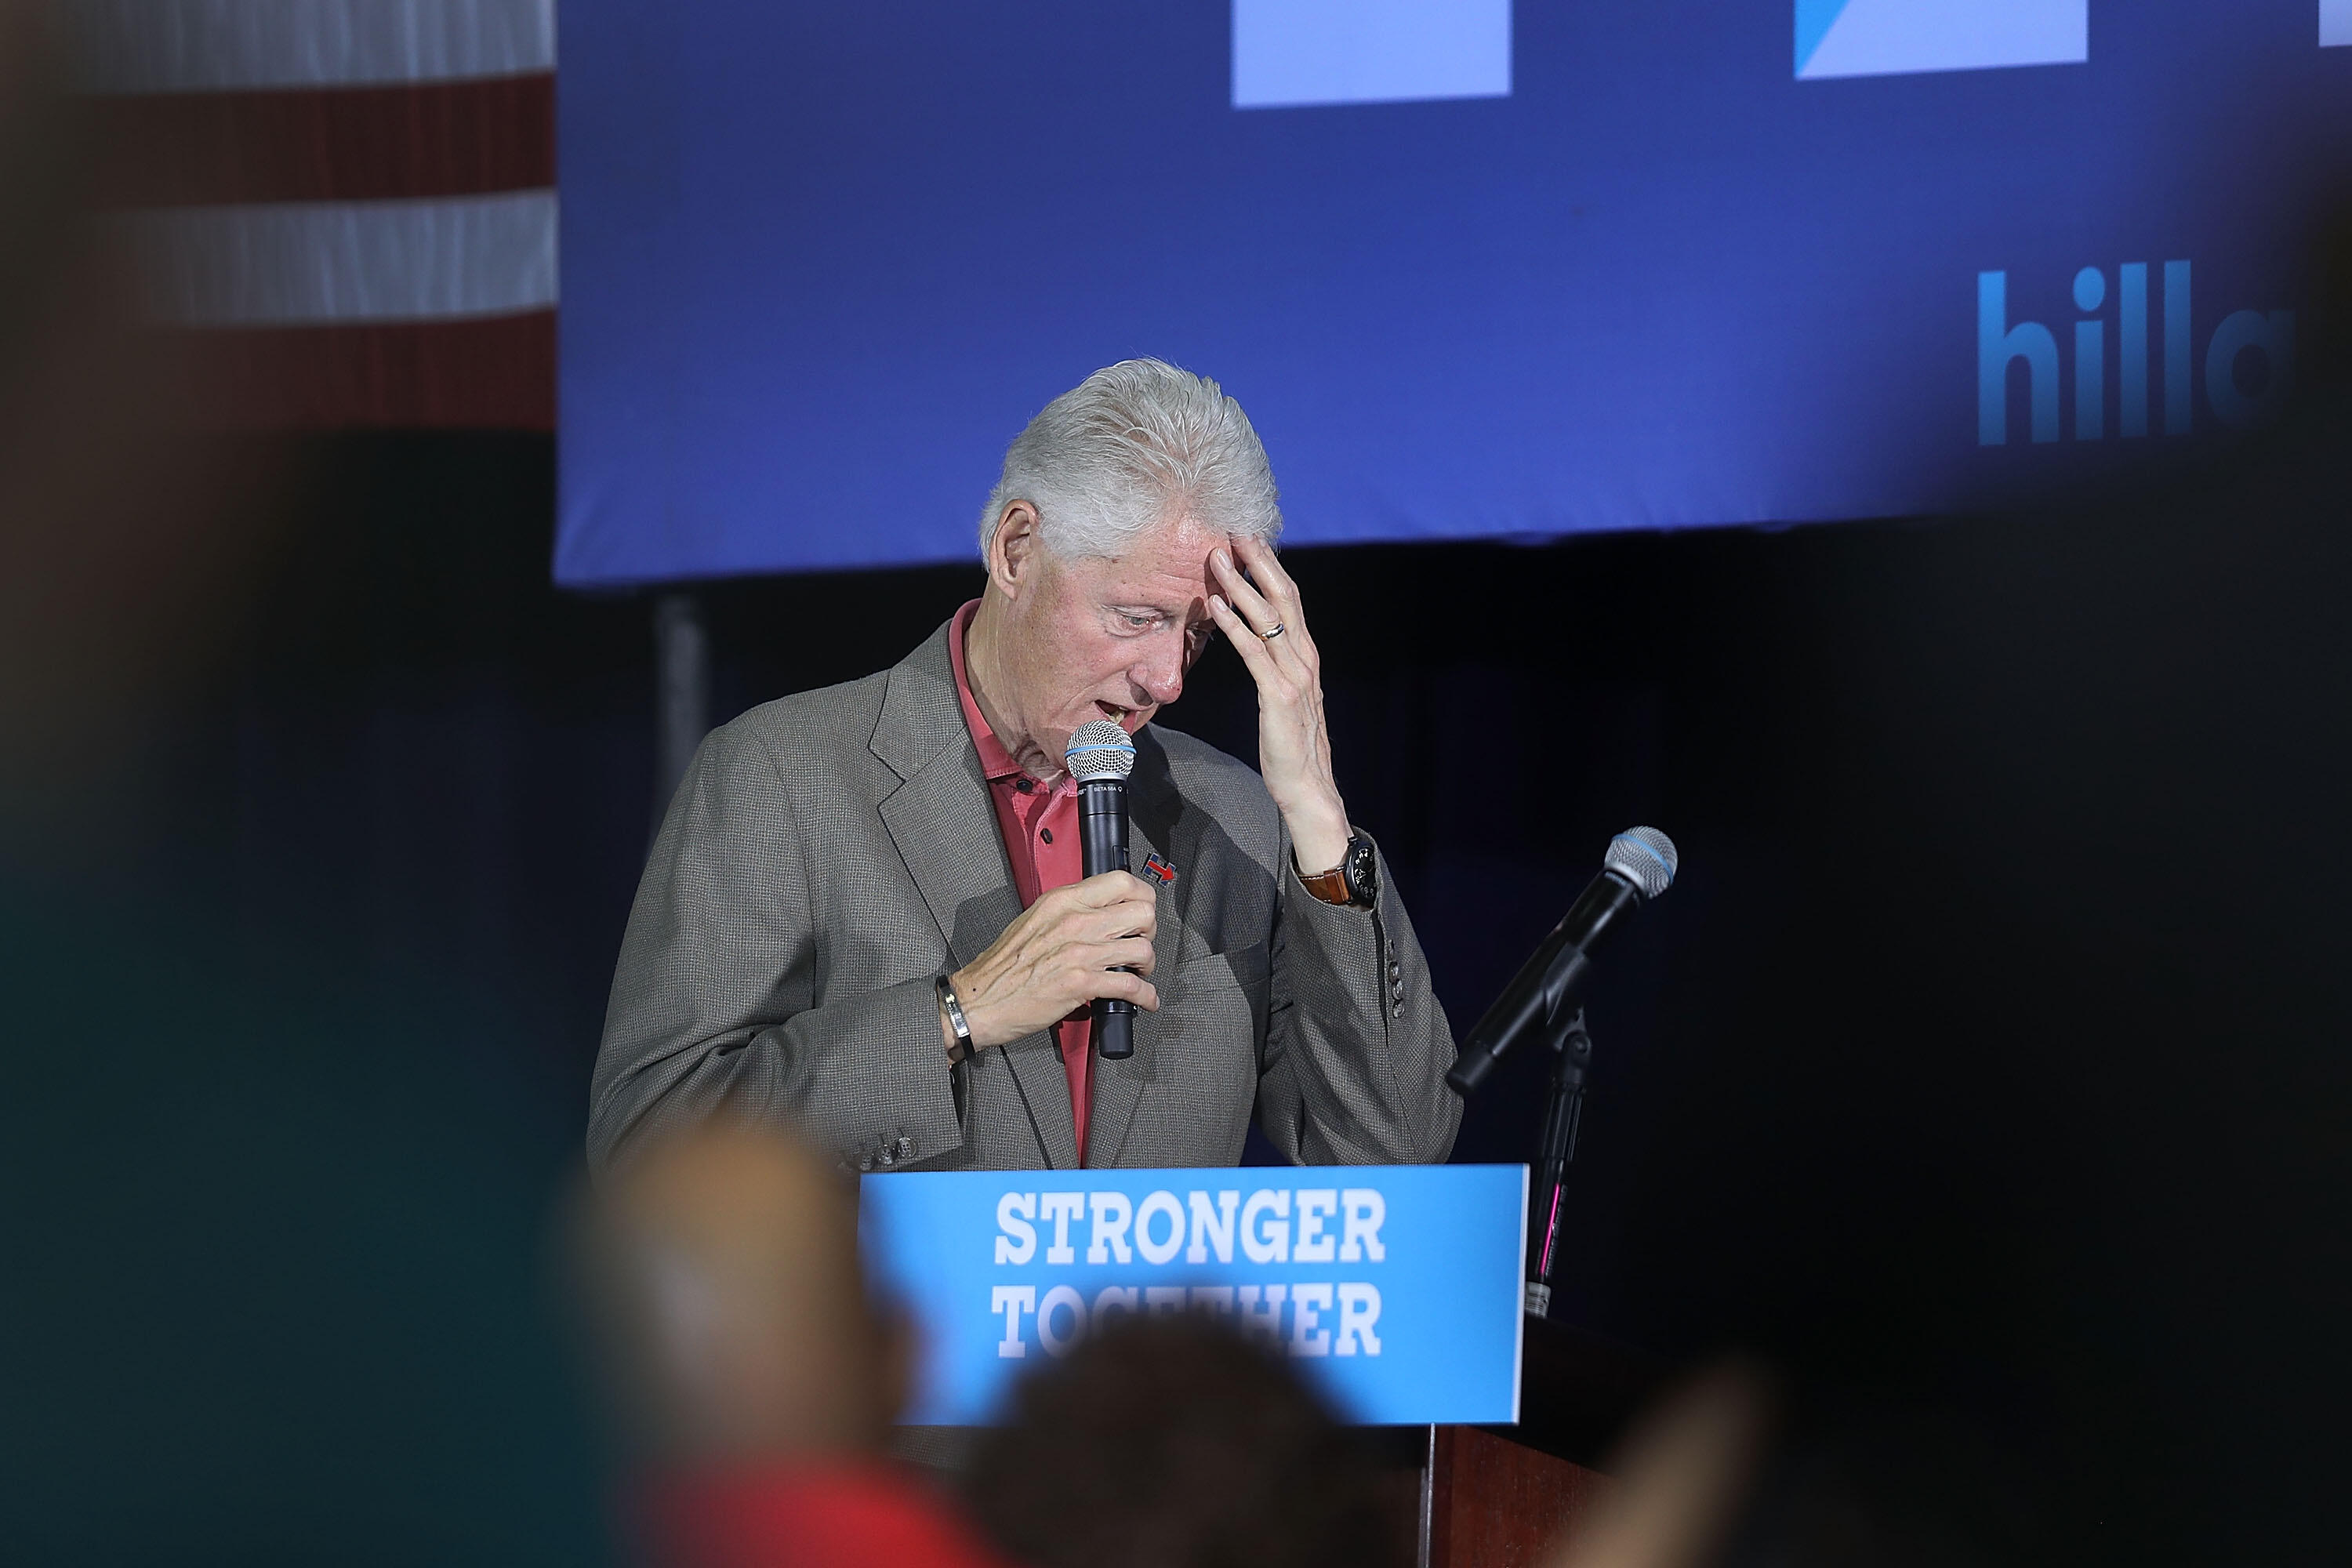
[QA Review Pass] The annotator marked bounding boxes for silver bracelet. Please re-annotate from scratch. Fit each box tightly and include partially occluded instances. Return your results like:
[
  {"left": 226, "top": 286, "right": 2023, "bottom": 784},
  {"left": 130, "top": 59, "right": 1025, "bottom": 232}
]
[{"left": 935, "top": 974, "right": 975, "bottom": 1064}]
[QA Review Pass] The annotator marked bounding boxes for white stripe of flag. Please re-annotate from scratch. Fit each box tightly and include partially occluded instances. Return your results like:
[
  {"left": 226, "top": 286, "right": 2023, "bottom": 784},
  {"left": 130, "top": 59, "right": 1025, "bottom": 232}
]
[
  {"left": 67, "top": 0, "right": 556, "bottom": 93},
  {"left": 117, "top": 190, "right": 557, "bottom": 326}
]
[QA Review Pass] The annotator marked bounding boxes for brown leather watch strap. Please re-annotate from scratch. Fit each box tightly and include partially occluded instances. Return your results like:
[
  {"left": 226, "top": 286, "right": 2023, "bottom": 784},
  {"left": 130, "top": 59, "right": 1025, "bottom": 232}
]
[{"left": 1298, "top": 861, "right": 1353, "bottom": 906}]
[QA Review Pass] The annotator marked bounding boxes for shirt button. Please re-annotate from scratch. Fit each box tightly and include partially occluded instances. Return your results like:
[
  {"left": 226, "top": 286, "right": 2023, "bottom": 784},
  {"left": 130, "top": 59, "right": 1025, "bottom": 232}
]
[
  {"left": 1040, "top": 827, "right": 1054, "bottom": 844},
  {"left": 858, "top": 1153, "right": 874, "bottom": 1172},
  {"left": 895, "top": 1136, "right": 914, "bottom": 1157},
  {"left": 1392, "top": 1000, "right": 1405, "bottom": 1018}
]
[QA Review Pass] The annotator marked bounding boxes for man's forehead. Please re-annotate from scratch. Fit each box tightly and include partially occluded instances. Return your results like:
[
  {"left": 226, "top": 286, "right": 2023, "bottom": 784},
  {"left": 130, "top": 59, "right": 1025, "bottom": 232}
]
[{"left": 1086, "top": 524, "right": 1225, "bottom": 606}]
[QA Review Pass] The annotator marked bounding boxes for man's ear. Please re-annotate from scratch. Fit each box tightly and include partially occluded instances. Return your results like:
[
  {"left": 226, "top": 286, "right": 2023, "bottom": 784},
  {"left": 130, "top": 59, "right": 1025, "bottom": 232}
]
[{"left": 988, "top": 501, "right": 1042, "bottom": 599}]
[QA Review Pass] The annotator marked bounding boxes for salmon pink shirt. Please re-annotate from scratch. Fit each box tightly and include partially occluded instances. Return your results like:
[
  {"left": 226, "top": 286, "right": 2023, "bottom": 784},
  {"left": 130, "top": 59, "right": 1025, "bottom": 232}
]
[{"left": 947, "top": 601, "right": 1096, "bottom": 1160}]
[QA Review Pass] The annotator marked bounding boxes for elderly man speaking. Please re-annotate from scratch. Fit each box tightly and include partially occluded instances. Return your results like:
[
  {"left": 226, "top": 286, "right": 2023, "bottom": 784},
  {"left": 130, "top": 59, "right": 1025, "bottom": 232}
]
[{"left": 590, "top": 361, "right": 1460, "bottom": 1174}]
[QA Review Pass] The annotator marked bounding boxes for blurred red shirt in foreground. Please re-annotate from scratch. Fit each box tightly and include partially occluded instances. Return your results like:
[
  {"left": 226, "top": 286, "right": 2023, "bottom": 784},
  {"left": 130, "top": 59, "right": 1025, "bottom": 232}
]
[{"left": 640, "top": 1462, "right": 1013, "bottom": 1568}]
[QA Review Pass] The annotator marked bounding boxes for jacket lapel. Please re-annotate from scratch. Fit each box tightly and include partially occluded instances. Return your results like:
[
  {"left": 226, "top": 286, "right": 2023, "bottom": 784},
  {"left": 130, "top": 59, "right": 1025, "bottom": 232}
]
[{"left": 871, "top": 622, "right": 1079, "bottom": 1170}]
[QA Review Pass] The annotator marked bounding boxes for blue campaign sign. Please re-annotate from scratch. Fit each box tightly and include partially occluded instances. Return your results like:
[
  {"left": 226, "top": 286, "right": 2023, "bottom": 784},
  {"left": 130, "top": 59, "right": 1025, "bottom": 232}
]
[
  {"left": 557, "top": 0, "right": 2350, "bottom": 586},
  {"left": 859, "top": 1165, "right": 1528, "bottom": 1427}
]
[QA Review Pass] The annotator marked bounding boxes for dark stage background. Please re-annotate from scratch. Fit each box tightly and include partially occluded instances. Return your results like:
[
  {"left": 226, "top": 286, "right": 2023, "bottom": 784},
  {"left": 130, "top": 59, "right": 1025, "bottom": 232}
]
[{"left": 110, "top": 372, "right": 2350, "bottom": 1562}]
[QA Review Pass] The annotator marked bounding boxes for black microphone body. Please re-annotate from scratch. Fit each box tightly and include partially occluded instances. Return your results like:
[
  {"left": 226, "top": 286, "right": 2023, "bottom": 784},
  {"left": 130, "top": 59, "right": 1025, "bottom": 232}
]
[
  {"left": 1078, "top": 775, "right": 1135, "bottom": 1059},
  {"left": 1446, "top": 869, "right": 1644, "bottom": 1096}
]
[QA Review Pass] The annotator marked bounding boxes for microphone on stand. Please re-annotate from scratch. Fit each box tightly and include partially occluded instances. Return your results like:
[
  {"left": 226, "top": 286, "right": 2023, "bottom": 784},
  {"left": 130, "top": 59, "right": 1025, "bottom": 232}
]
[
  {"left": 1446, "top": 826, "right": 1678, "bottom": 1097},
  {"left": 1065, "top": 720, "right": 1138, "bottom": 1060}
]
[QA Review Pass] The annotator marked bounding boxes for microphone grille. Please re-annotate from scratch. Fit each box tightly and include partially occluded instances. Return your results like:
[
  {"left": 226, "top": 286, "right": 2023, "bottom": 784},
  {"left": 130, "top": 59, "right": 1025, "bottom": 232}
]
[
  {"left": 1065, "top": 720, "right": 1136, "bottom": 782},
  {"left": 1604, "top": 826, "right": 1678, "bottom": 900}
]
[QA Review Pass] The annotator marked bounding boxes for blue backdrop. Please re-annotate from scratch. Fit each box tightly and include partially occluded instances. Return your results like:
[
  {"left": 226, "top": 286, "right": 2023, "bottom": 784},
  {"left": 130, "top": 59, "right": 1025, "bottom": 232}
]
[{"left": 557, "top": 1, "right": 2349, "bottom": 585}]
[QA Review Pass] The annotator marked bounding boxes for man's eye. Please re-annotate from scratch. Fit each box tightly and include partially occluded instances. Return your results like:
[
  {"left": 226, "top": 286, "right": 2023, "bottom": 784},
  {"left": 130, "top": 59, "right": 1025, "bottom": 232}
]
[{"left": 1122, "top": 614, "right": 1156, "bottom": 630}]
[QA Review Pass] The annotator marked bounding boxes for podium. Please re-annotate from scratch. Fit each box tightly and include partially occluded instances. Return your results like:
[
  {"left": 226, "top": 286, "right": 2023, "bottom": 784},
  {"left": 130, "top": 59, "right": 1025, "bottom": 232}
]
[
  {"left": 862, "top": 1166, "right": 1664, "bottom": 1563},
  {"left": 1382, "top": 1313, "right": 1666, "bottom": 1568}
]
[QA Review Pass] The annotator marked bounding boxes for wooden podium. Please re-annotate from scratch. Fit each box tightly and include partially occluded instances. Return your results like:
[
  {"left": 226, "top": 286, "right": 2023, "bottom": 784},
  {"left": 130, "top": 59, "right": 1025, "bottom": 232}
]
[{"left": 1382, "top": 1312, "right": 1668, "bottom": 1568}]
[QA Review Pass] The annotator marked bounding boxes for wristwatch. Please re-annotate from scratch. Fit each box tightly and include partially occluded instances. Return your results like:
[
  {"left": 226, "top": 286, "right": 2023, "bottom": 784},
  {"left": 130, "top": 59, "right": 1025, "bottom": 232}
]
[
  {"left": 936, "top": 974, "right": 976, "bottom": 1064},
  {"left": 1299, "top": 830, "right": 1379, "bottom": 909}
]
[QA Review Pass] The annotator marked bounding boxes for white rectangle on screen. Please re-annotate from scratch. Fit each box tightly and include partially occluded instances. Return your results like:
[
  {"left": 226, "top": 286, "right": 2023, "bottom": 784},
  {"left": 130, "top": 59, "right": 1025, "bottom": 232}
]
[
  {"left": 1796, "top": 0, "right": 2085, "bottom": 81},
  {"left": 1233, "top": 0, "right": 1511, "bottom": 110},
  {"left": 2325, "top": 0, "right": 2352, "bottom": 47}
]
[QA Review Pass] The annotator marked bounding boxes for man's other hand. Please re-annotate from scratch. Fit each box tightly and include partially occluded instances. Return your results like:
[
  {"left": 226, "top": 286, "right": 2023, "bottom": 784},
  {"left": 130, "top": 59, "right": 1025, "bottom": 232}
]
[
  {"left": 947, "top": 870, "right": 1160, "bottom": 1053},
  {"left": 1206, "top": 536, "right": 1352, "bottom": 877}
]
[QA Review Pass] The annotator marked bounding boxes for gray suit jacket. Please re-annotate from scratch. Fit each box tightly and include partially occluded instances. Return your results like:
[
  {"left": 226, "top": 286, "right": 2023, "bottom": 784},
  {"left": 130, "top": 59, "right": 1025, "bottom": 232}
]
[{"left": 589, "top": 619, "right": 1461, "bottom": 1175}]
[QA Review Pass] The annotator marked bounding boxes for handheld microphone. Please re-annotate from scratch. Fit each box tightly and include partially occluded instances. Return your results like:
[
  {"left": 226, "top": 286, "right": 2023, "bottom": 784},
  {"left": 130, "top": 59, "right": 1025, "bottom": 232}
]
[
  {"left": 1065, "top": 720, "right": 1138, "bottom": 1060},
  {"left": 1446, "top": 827, "right": 1677, "bottom": 1097}
]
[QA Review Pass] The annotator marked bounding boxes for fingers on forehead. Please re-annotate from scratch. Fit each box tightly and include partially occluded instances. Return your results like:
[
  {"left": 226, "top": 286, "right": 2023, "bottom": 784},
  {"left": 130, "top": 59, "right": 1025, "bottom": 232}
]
[
  {"left": 1240, "top": 563, "right": 1296, "bottom": 616},
  {"left": 1237, "top": 534, "right": 1294, "bottom": 583},
  {"left": 1211, "top": 597, "right": 1271, "bottom": 656},
  {"left": 1221, "top": 568, "right": 1276, "bottom": 615},
  {"left": 1219, "top": 539, "right": 1278, "bottom": 593}
]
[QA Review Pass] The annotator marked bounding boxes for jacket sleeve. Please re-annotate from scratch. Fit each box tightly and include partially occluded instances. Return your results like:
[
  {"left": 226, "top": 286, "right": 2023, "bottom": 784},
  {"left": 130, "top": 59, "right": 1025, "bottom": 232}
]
[
  {"left": 1254, "top": 829, "right": 1463, "bottom": 1165},
  {"left": 586, "top": 723, "right": 964, "bottom": 1176}
]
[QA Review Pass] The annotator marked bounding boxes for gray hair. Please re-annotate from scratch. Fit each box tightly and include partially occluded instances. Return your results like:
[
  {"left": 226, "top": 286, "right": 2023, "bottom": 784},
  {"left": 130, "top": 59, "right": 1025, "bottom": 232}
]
[{"left": 978, "top": 359, "right": 1282, "bottom": 562}]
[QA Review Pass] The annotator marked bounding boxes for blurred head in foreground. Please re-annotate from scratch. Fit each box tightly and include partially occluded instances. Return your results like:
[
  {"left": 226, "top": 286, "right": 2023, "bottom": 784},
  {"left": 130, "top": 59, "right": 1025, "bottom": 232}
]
[
  {"left": 578, "top": 1123, "right": 1012, "bottom": 1568},
  {"left": 579, "top": 1123, "right": 909, "bottom": 1464},
  {"left": 963, "top": 1311, "right": 1407, "bottom": 1568}
]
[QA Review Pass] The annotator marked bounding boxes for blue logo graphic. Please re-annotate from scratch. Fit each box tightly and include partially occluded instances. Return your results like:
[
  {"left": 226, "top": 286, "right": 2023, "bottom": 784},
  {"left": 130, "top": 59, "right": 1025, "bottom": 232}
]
[
  {"left": 1234, "top": 0, "right": 1511, "bottom": 110},
  {"left": 1977, "top": 263, "right": 2295, "bottom": 445},
  {"left": 1798, "top": 0, "right": 2085, "bottom": 80},
  {"left": 861, "top": 1164, "right": 1528, "bottom": 1425}
]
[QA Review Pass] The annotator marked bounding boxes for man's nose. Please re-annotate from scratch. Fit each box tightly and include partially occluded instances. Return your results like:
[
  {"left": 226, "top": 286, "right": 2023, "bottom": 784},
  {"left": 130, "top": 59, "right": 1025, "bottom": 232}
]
[{"left": 1132, "top": 635, "right": 1185, "bottom": 706}]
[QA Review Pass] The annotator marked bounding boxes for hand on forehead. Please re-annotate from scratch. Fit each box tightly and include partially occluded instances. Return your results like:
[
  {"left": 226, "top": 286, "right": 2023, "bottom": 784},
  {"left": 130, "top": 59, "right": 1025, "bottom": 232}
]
[{"left": 1171, "top": 525, "right": 1273, "bottom": 592}]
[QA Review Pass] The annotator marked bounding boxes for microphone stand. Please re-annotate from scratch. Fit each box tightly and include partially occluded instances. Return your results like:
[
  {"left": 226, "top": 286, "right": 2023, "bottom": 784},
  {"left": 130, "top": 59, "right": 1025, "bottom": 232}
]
[{"left": 1523, "top": 1007, "right": 1592, "bottom": 1319}]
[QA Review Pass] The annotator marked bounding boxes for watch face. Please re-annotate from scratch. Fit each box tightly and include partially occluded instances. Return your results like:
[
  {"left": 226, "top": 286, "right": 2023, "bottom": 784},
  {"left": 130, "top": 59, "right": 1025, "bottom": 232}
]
[{"left": 1345, "top": 837, "right": 1379, "bottom": 902}]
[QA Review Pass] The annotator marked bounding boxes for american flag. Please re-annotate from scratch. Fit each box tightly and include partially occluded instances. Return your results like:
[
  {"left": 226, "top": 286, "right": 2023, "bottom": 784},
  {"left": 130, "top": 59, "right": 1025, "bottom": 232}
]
[{"left": 73, "top": 0, "right": 555, "bottom": 429}]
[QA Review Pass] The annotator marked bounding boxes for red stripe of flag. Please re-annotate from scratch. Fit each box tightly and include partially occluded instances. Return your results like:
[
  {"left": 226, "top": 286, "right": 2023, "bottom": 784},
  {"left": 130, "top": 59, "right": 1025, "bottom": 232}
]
[
  {"left": 167, "top": 308, "right": 554, "bottom": 431},
  {"left": 92, "top": 73, "right": 554, "bottom": 208}
]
